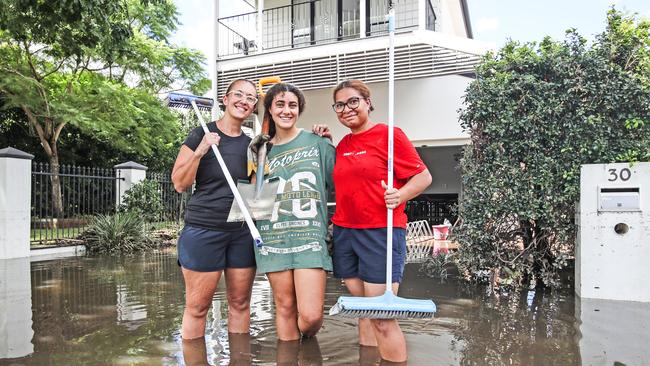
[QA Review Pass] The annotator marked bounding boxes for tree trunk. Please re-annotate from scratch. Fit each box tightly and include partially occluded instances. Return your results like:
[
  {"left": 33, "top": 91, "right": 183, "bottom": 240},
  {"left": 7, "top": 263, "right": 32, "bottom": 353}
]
[
  {"left": 49, "top": 153, "right": 64, "bottom": 219},
  {"left": 23, "top": 108, "right": 66, "bottom": 219}
]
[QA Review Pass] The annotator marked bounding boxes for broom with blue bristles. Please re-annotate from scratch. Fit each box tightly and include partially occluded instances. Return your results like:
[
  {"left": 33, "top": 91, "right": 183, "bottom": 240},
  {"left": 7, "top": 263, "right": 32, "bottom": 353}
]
[{"left": 329, "top": 5, "right": 437, "bottom": 319}]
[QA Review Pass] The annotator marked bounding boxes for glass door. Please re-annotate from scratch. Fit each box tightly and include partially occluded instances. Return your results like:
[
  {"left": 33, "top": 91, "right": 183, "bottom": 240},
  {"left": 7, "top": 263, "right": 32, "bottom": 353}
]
[
  {"left": 314, "top": 0, "right": 337, "bottom": 42},
  {"left": 338, "top": 0, "right": 360, "bottom": 39}
]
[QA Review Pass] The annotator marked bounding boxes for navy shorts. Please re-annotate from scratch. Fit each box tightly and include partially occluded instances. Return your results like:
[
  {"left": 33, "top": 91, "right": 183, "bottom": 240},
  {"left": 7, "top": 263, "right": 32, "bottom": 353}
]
[
  {"left": 177, "top": 225, "right": 256, "bottom": 272},
  {"left": 332, "top": 225, "right": 406, "bottom": 284}
]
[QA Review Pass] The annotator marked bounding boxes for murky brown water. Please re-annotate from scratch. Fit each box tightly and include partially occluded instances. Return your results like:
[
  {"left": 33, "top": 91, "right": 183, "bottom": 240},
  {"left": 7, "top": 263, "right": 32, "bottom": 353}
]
[{"left": 0, "top": 251, "right": 648, "bottom": 365}]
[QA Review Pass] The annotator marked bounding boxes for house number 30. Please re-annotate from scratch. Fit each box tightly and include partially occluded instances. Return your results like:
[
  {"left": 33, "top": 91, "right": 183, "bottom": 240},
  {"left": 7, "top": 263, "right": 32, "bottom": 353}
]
[{"left": 608, "top": 168, "right": 632, "bottom": 181}]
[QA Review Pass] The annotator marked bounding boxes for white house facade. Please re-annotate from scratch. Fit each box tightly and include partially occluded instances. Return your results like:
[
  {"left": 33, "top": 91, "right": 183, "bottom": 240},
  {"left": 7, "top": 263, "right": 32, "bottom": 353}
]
[{"left": 213, "top": 0, "right": 491, "bottom": 223}]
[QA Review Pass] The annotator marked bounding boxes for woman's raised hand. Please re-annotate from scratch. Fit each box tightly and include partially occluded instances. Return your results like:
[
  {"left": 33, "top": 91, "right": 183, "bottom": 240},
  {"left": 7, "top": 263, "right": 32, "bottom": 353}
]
[{"left": 311, "top": 124, "right": 332, "bottom": 140}]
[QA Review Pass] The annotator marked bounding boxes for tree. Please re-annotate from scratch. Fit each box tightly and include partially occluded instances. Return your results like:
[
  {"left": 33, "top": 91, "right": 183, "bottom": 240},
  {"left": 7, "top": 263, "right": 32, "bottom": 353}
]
[
  {"left": 454, "top": 9, "right": 650, "bottom": 288},
  {"left": 0, "top": 0, "right": 208, "bottom": 216}
]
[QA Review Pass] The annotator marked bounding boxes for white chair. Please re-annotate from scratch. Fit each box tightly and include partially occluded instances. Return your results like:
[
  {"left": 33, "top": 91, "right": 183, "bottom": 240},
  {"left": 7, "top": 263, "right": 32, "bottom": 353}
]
[{"left": 405, "top": 220, "right": 436, "bottom": 263}]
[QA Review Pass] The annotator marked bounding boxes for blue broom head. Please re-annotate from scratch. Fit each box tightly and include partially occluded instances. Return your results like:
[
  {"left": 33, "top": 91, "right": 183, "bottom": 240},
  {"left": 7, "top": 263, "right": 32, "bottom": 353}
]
[
  {"left": 329, "top": 292, "right": 436, "bottom": 319},
  {"left": 166, "top": 92, "right": 214, "bottom": 111}
]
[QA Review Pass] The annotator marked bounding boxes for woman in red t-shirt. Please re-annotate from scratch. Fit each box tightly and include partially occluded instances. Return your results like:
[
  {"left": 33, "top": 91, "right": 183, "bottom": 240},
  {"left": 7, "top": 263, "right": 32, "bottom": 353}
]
[{"left": 330, "top": 79, "right": 432, "bottom": 363}]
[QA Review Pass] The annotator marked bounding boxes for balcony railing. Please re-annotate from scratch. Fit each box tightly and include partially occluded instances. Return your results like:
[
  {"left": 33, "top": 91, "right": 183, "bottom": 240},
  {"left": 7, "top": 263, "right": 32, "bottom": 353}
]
[{"left": 218, "top": 0, "right": 437, "bottom": 58}]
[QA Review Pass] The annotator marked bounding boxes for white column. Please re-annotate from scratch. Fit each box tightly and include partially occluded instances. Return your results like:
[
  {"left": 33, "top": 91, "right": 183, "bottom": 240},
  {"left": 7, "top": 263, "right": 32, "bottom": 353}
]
[
  {"left": 114, "top": 161, "right": 147, "bottom": 208},
  {"left": 0, "top": 257, "right": 34, "bottom": 358},
  {"left": 0, "top": 147, "right": 33, "bottom": 259},
  {"left": 418, "top": 0, "right": 426, "bottom": 31},
  {"left": 212, "top": 0, "right": 220, "bottom": 121},
  {"left": 360, "top": 0, "right": 366, "bottom": 38}
]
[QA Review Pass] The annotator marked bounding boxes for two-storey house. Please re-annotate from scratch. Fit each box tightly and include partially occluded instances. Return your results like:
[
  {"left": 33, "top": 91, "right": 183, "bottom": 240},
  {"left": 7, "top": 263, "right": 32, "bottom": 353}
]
[{"left": 213, "top": 0, "right": 491, "bottom": 224}]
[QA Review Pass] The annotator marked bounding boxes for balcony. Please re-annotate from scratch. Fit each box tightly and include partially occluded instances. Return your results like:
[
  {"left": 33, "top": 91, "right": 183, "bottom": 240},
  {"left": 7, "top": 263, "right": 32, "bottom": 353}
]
[{"left": 218, "top": 0, "right": 437, "bottom": 58}]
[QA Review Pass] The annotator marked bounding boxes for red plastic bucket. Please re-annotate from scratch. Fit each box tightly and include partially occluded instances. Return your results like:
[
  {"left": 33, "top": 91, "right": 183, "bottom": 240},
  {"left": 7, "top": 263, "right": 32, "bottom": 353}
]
[{"left": 432, "top": 225, "right": 450, "bottom": 240}]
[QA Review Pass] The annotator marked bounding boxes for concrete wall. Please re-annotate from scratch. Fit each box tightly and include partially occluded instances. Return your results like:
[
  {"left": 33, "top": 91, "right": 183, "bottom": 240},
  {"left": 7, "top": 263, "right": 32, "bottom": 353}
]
[
  {"left": 0, "top": 149, "right": 33, "bottom": 259},
  {"left": 438, "top": 0, "right": 470, "bottom": 37},
  {"left": 295, "top": 74, "right": 473, "bottom": 146}
]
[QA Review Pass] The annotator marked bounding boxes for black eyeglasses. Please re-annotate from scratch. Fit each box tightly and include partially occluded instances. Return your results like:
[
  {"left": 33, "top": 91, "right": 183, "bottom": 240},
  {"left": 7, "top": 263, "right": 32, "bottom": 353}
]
[{"left": 332, "top": 97, "right": 366, "bottom": 113}]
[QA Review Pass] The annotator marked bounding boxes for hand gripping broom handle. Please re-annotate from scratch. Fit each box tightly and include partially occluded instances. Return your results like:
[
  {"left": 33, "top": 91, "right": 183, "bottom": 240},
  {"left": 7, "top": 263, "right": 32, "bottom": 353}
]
[
  {"left": 386, "top": 8, "right": 396, "bottom": 292},
  {"left": 191, "top": 101, "right": 264, "bottom": 248}
]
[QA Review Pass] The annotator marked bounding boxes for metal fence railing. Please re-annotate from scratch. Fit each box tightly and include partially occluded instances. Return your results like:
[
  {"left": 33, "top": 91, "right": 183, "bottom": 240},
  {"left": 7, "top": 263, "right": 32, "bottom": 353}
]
[
  {"left": 31, "top": 163, "right": 122, "bottom": 245},
  {"left": 30, "top": 164, "right": 192, "bottom": 245},
  {"left": 218, "top": 0, "right": 431, "bottom": 57},
  {"left": 405, "top": 194, "right": 457, "bottom": 227},
  {"left": 146, "top": 170, "right": 192, "bottom": 231}
]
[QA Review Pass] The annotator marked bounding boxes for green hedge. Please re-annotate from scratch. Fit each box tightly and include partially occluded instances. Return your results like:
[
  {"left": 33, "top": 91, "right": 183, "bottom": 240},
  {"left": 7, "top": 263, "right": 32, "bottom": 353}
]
[{"left": 455, "top": 9, "right": 650, "bottom": 288}]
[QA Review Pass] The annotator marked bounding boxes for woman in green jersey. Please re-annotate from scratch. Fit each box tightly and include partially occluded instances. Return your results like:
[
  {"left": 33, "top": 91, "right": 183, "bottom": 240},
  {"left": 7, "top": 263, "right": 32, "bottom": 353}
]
[{"left": 253, "top": 83, "right": 335, "bottom": 341}]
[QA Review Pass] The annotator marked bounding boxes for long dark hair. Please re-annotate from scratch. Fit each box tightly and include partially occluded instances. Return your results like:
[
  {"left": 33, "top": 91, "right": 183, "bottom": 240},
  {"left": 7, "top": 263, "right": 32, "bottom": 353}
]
[
  {"left": 219, "top": 78, "right": 257, "bottom": 111},
  {"left": 263, "top": 83, "right": 306, "bottom": 138}
]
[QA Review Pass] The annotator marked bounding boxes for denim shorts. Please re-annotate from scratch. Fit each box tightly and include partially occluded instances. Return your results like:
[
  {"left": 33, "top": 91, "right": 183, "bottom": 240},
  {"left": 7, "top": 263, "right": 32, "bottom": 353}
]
[
  {"left": 177, "top": 225, "right": 256, "bottom": 272},
  {"left": 332, "top": 225, "right": 406, "bottom": 284}
]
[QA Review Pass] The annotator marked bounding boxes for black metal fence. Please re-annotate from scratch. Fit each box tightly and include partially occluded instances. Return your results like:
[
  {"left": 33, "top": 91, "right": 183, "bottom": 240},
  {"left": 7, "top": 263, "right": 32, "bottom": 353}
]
[
  {"left": 405, "top": 193, "right": 458, "bottom": 226},
  {"left": 146, "top": 170, "right": 191, "bottom": 230},
  {"left": 31, "top": 163, "right": 122, "bottom": 245},
  {"left": 31, "top": 163, "right": 191, "bottom": 245}
]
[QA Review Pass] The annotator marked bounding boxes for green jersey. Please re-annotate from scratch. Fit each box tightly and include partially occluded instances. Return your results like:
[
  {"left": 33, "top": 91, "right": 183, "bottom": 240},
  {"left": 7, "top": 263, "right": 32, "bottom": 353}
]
[{"left": 254, "top": 130, "right": 335, "bottom": 273}]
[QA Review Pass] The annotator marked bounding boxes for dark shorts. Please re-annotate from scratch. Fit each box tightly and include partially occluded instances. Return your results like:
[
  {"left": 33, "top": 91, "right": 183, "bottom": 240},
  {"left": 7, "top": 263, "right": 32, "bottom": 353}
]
[
  {"left": 177, "top": 225, "right": 256, "bottom": 272},
  {"left": 332, "top": 225, "right": 406, "bottom": 284}
]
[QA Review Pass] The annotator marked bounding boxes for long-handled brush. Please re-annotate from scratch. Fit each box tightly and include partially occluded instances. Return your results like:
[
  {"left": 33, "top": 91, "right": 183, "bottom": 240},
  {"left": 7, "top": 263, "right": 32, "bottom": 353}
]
[{"left": 329, "top": 7, "right": 436, "bottom": 319}]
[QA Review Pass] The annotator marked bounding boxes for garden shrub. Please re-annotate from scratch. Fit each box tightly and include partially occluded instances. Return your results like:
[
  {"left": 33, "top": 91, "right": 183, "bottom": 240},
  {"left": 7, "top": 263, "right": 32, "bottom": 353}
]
[
  {"left": 84, "top": 211, "right": 153, "bottom": 254},
  {"left": 421, "top": 250, "right": 455, "bottom": 280},
  {"left": 119, "top": 180, "right": 164, "bottom": 223},
  {"left": 455, "top": 9, "right": 650, "bottom": 288}
]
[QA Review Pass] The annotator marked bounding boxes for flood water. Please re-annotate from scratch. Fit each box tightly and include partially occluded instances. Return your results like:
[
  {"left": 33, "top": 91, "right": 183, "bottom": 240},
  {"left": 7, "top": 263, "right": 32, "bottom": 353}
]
[{"left": 1, "top": 251, "right": 649, "bottom": 365}]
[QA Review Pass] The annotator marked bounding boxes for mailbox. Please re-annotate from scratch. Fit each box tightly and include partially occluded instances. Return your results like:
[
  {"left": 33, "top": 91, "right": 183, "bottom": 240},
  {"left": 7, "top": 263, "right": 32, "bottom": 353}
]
[
  {"left": 576, "top": 163, "right": 650, "bottom": 302},
  {"left": 599, "top": 188, "right": 640, "bottom": 211}
]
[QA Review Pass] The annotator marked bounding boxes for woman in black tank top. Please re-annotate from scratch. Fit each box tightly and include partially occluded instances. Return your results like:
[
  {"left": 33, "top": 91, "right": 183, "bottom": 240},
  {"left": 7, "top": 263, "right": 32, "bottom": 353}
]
[{"left": 172, "top": 79, "right": 258, "bottom": 341}]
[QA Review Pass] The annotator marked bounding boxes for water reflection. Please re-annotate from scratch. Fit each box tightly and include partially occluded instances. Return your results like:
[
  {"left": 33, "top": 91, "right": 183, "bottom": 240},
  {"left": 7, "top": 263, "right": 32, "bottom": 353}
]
[
  {"left": 1, "top": 252, "right": 650, "bottom": 365},
  {"left": 183, "top": 337, "right": 210, "bottom": 366},
  {"left": 577, "top": 297, "right": 650, "bottom": 365},
  {"left": 442, "top": 285, "right": 580, "bottom": 365},
  {"left": 0, "top": 257, "right": 33, "bottom": 359}
]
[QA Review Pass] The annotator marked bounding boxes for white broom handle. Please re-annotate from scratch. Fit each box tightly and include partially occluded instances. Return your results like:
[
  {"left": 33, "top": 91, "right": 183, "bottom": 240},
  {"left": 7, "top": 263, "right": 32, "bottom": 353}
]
[
  {"left": 191, "top": 101, "right": 264, "bottom": 247},
  {"left": 386, "top": 7, "right": 395, "bottom": 291}
]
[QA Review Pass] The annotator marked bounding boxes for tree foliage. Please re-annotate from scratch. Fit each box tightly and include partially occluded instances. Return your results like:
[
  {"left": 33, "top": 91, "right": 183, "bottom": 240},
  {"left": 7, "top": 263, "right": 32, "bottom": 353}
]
[
  {"left": 455, "top": 9, "right": 650, "bottom": 288},
  {"left": 118, "top": 180, "right": 164, "bottom": 223},
  {"left": 0, "top": 0, "right": 208, "bottom": 214}
]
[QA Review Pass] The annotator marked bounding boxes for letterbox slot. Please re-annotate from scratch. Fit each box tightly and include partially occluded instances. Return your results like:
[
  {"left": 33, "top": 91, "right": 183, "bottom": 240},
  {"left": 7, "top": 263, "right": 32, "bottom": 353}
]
[
  {"left": 598, "top": 187, "right": 641, "bottom": 211},
  {"left": 600, "top": 187, "right": 639, "bottom": 193}
]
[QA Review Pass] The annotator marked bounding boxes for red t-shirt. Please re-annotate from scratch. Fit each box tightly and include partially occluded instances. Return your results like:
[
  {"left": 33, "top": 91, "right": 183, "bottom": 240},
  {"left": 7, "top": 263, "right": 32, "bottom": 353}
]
[{"left": 332, "top": 123, "right": 426, "bottom": 229}]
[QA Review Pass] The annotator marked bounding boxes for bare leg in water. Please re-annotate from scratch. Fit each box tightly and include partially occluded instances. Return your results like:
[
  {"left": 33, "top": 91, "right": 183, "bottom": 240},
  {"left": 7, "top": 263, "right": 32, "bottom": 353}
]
[
  {"left": 343, "top": 277, "right": 377, "bottom": 347},
  {"left": 182, "top": 337, "right": 209, "bottom": 366},
  {"left": 228, "top": 332, "right": 252, "bottom": 366}
]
